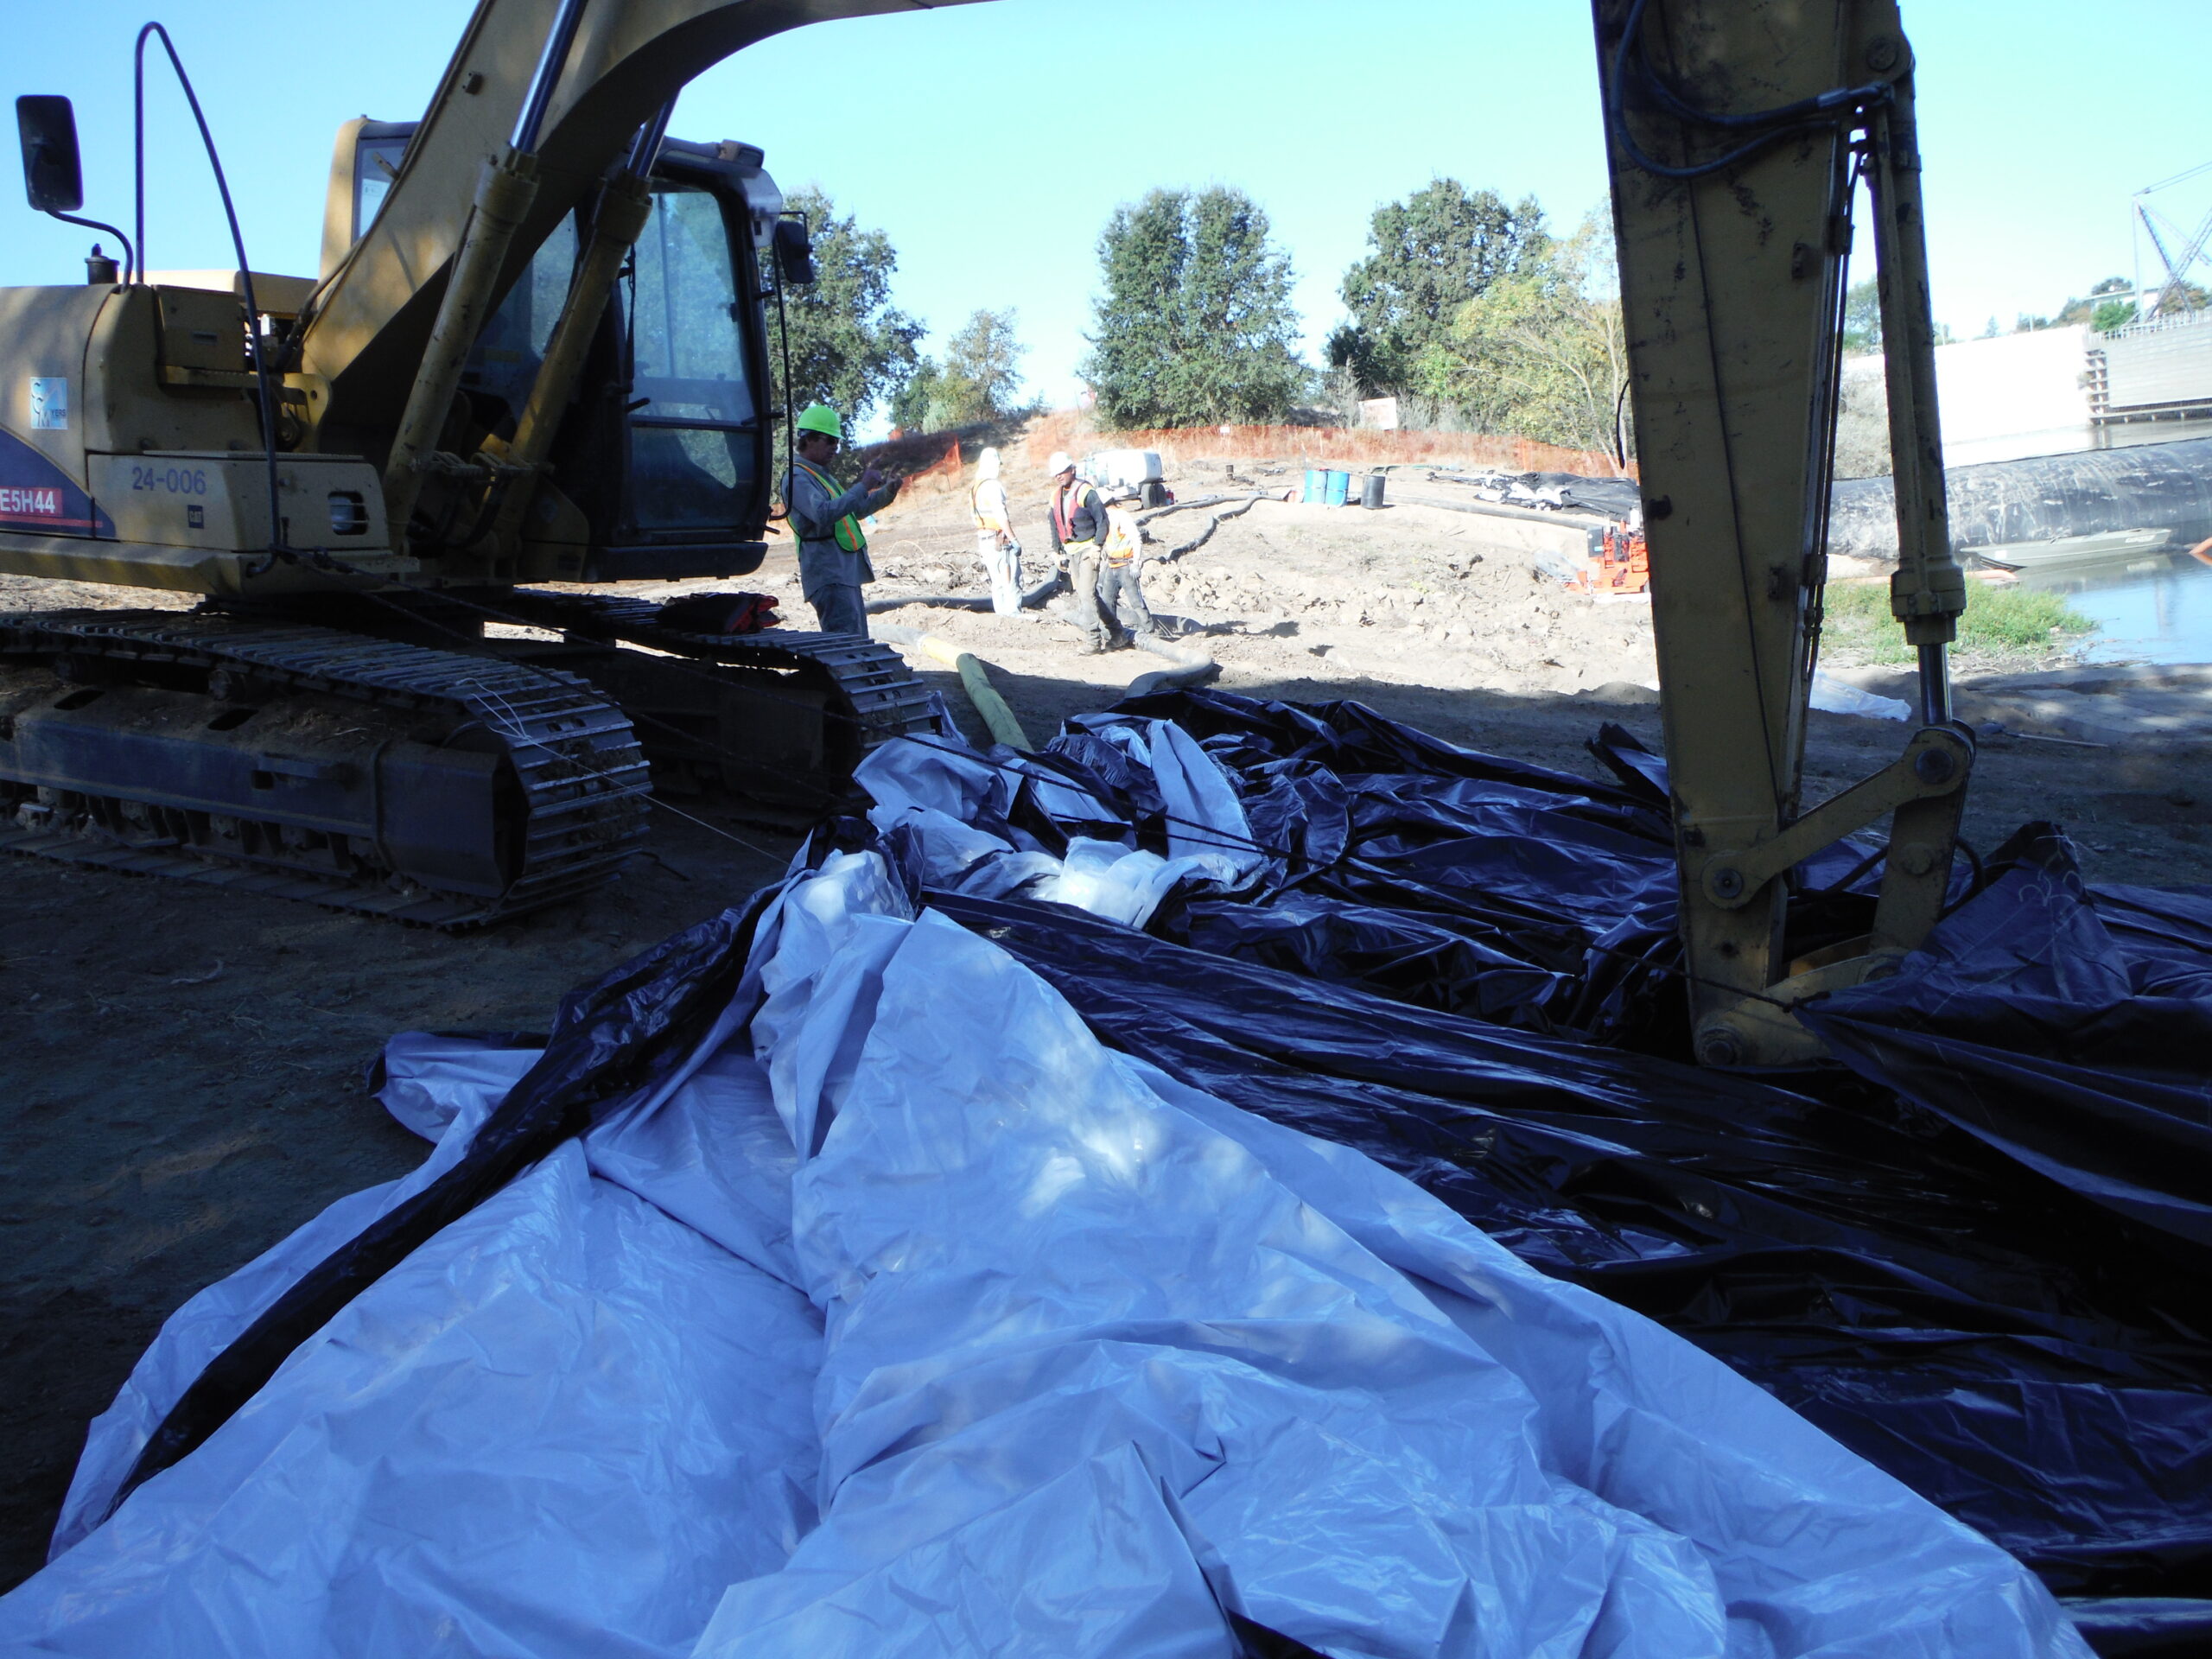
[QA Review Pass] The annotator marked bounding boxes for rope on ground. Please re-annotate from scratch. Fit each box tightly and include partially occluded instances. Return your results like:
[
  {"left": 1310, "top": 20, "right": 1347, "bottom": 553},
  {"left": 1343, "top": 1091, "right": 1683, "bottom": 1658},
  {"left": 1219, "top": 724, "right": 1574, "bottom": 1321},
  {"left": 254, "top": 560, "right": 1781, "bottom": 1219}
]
[{"left": 874, "top": 623, "right": 1034, "bottom": 751}]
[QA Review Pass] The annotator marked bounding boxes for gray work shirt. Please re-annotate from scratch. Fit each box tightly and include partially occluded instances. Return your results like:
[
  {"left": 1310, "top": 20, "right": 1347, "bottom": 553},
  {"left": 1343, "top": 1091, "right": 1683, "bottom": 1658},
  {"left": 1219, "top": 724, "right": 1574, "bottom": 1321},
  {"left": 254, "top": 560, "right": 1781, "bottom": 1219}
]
[{"left": 786, "top": 461, "right": 898, "bottom": 594}]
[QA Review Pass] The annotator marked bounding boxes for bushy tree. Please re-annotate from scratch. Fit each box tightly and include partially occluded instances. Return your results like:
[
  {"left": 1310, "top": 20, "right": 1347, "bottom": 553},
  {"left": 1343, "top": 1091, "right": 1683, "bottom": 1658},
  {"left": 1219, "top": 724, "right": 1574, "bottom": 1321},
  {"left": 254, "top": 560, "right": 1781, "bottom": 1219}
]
[
  {"left": 1435, "top": 211, "right": 1631, "bottom": 461},
  {"left": 886, "top": 309, "right": 1028, "bottom": 434},
  {"left": 944, "top": 308, "right": 1027, "bottom": 417},
  {"left": 768, "top": 187, "right": 925, "bottom": 430},
  {"left": 1336, "top": 179, "right": 1546, "bottom": 395},
  {"left": 1083, "top": 187, "right": 1306, "bottom": 428},
  {"left": 888, "top": 358, "right": 948, "bottom": 433}
]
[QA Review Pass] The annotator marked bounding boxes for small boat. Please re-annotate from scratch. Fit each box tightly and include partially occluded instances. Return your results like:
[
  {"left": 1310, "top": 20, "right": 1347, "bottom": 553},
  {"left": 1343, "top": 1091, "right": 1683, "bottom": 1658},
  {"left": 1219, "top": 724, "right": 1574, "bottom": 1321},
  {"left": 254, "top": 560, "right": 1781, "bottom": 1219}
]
[{"left": 1967, "top": 526, "right": 2175, "bottom": 571}]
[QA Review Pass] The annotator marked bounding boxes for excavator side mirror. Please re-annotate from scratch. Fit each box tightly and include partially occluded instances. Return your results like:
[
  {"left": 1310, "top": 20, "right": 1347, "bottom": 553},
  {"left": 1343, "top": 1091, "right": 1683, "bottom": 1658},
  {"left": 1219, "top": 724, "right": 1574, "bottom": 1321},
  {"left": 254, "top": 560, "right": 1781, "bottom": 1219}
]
[
  {"left": 772, "top": 217, "right": 816, "bottom": 288},
  {"left": 16, "top": 95, "right": 85, "bottom": 214}
]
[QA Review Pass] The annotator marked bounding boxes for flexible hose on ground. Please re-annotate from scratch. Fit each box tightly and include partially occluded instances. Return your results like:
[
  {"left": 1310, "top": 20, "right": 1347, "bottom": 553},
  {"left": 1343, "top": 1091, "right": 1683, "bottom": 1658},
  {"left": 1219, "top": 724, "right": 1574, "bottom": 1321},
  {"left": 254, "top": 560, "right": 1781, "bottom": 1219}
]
[
  {"left": 874, "top": 623, "right": 1034, "bottom": 750},
  {"left": 866, "top": 573, "right": 1064, "bottom": 615},
  {"left": 1135, "top": 489, "right": 1270, "bottom": 524},
  {"left": 1125, "top": 632, "right": 1220, "bottom": 698},
  {"left": 1155, "top": 495, "right": 1273, "bottom": 560}
]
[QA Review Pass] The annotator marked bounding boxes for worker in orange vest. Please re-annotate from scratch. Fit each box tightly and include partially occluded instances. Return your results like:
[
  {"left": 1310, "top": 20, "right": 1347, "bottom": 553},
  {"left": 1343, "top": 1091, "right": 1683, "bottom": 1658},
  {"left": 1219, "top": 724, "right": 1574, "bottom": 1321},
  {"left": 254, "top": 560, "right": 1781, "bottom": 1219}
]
[
  {"left": 1044, "top": 452, "right": 1118, "bottom": 654},
  {"left": 1096, "top": 486, "right": 1160, "bottom": 641}
]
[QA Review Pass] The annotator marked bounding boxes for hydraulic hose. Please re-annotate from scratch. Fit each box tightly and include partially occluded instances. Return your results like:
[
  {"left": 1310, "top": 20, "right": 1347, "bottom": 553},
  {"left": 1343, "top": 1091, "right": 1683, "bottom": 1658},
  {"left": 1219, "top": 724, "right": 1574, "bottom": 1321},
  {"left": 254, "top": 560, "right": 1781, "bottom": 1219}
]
[{"left": 866, "top": 572, "right": 1065, "bottom": 615}]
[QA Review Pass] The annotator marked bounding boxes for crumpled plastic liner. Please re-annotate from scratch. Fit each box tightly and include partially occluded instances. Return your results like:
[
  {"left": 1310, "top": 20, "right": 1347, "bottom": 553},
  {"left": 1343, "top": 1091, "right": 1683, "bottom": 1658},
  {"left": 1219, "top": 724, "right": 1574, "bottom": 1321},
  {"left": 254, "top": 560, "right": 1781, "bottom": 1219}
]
[
  {"left": 83, "top": 894, "right": 777, "bottom": 1514},
  {"left": 874, "top": 692, "right": 1904, "bottom": 1051},
  {"left": 942, "top": 889, "right": 2212, "bottom": 1605},
  {"left": 2, "top": 849, "right": 2089, "bottom": 1656},
  {"left": 830, "top": 690, "right": 2212, "bottom": 1613},
  {"left": 1802, "top": 824, "right": 2212, "bottom": 1249},
  {"left": 855, "top": 721, "right": 1264, "bottom": 930},
  {"left": 11, "top": 1035, "right": 823, "bottom": 1657}
]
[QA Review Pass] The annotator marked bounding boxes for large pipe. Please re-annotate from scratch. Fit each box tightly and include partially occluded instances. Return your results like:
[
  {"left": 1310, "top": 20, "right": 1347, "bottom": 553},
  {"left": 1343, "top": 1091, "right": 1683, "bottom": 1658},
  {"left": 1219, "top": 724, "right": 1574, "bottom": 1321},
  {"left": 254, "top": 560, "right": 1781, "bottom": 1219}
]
[
  {"left": 874, "top": 624, "right": 1033, "bottom": 750},
  {"left": 1829, "top": 435, "right": 2212, "bottom": 563}
]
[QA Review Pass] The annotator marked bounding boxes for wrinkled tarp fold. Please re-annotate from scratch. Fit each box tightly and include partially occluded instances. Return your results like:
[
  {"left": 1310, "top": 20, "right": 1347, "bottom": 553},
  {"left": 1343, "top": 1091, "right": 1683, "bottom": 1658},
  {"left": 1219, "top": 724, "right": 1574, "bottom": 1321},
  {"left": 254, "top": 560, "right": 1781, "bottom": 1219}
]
[
  {"left": 3, "top": 847, "right": 2089, "bottom": 1657},
  {"left": 857, "top": 688, "right": 2212, "bottom": 1611},
  {"left": 7, "top": 684, "right": 2204, "bottom": 1656}
]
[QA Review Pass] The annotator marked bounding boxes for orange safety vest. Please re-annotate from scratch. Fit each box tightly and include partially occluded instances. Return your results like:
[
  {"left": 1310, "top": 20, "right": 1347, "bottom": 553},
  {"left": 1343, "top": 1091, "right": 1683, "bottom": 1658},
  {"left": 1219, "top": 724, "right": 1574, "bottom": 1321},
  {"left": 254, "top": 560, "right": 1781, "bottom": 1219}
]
[
  {"left": 1103, "top": 508, "right": 1140, "bottom": 566},
  {"left": 1052, "top": 479, "right": 1101, "bottom": 547},
  {"left": 791, "top": 458, "right": 868, "bottom": 553}
]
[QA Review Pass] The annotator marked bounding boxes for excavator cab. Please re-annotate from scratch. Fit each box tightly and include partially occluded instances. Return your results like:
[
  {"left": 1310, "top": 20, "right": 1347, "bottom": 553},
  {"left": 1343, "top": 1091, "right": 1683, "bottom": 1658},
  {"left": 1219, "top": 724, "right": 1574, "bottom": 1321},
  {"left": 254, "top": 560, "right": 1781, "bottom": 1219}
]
[{"left": 335, "top": 123, "right": 782, "bottom": 583}]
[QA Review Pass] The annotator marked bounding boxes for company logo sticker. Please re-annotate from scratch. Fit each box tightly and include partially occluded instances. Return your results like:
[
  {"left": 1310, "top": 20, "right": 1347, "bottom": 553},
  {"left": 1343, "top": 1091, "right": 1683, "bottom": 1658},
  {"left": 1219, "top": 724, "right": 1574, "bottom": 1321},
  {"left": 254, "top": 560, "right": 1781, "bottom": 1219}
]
[
  {"left": 29, "top": 378, "right": 68, "bottom": 430},
  {"left": 0, "top": 429, "right": 112, "bottom": 536}
]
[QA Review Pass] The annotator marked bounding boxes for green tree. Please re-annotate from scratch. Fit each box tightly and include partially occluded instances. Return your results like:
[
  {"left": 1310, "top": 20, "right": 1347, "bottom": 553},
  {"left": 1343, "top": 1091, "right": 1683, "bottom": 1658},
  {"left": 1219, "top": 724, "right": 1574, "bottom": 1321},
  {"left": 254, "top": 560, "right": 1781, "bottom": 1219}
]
[
  {"left": 768, "top": 187, "right": 925, "bottom": 431},
  {"left": 1841, "top": 277, "right": 1883, "bottom": 355},
  {"left": 1082, "top": 187, "right": 1307, "bottom": 428},
  {"left": 888, "top": 358, "right": 948, "bottom": 433},
  {"left": 1435, "top": 211, "right": 1631, "bottom": 461},
  {"left": 885, "top": 310, "right": 1027, "bottom": 433},
  {"left": 1337, "top": 179, "right": 1546, "bottom": 394},
  {"left": 944, "top": 308, "right": 1027, "bottom": 418}
]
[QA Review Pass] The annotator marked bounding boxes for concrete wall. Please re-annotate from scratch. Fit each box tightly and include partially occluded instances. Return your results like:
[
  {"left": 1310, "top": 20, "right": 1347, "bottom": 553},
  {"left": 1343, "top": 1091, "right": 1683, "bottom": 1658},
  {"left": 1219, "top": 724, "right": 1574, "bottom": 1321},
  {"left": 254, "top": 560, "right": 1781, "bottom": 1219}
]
[
  {"left": 1932, "top": 326, "right": 2095, "bottom": 466},
  {"left": 2101, "top": 314, "right": 2212, "bottom": 414}
]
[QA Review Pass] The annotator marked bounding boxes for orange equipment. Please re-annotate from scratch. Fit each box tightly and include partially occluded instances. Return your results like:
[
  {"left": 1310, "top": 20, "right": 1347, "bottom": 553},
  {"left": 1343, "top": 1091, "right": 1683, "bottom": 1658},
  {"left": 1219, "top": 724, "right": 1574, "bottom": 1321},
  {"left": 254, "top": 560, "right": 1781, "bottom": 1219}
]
[{"left": 1568, "top": 524, "right": 1651, "bottom": 595}]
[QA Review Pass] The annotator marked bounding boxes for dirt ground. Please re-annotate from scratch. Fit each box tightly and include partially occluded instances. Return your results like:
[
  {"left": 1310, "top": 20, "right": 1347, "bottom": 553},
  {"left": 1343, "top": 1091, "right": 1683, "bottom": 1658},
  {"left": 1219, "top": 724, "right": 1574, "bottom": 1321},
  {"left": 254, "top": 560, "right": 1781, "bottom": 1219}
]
[{"left": 3, "top": 429, "right": 2209, "bottom": 1588}]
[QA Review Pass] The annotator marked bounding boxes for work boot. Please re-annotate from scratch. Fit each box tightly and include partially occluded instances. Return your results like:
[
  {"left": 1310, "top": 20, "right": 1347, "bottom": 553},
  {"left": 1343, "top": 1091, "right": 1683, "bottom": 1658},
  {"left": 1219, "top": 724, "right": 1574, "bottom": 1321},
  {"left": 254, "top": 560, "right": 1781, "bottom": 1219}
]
[{"left": 1078, "top": 638, "right": 1108, "bottom": 657}]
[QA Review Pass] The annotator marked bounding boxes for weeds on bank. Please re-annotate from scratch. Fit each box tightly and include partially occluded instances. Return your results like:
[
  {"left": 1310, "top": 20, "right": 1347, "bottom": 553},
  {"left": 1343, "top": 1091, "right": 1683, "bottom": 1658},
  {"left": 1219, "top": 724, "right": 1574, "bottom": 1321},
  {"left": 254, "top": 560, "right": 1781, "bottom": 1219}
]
[{"left": 1819, "top": 579, "right": 2097, "bottom": 664}]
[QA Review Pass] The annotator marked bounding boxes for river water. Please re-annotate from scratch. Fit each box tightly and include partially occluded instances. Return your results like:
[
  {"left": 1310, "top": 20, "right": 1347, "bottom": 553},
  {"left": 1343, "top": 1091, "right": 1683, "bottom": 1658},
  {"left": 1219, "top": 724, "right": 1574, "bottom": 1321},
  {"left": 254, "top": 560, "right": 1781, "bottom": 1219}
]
[{"left": 2017, "top": 547, "right": 2212, "bottom": 665}]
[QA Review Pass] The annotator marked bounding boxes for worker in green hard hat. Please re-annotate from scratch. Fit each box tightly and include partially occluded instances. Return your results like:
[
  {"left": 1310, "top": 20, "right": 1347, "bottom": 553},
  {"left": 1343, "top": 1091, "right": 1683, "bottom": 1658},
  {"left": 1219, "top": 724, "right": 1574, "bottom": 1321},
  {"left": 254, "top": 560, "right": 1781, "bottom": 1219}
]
[{"left": 785, "top": 404, "right": 900, "bottom": 636}]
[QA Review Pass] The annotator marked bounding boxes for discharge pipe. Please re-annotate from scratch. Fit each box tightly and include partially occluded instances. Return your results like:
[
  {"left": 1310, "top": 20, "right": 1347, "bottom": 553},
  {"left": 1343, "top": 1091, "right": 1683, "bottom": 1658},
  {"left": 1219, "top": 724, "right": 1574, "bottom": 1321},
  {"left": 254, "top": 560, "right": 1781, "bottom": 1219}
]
[{"left": 874, "top": 623, "right": 1033, "bottom": 750}]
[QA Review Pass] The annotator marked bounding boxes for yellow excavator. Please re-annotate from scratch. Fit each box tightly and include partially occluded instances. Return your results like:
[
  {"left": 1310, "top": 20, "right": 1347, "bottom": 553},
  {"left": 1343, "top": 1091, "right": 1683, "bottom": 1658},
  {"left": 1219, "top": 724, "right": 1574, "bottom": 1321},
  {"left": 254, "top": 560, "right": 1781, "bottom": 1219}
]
[
  {"left": 0, "top": 2, "right": 949, "bottom": 925},
  {"left": 1, "top": 0, "right": 1970, "bottom": 1065}
]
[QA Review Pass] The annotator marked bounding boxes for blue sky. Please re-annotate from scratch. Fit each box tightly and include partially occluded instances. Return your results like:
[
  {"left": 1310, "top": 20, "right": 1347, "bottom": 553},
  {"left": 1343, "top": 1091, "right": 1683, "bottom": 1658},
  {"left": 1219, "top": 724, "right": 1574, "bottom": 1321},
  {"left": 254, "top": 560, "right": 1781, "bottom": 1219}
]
[{"left": 8, "top": 0, "right": 2212, "bottom": 419}]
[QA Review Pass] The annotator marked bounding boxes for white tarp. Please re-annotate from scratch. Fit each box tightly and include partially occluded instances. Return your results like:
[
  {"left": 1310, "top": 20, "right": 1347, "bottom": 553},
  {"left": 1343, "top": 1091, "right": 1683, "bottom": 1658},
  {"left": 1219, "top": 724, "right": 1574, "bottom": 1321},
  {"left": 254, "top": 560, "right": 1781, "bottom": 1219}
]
[
  {"left": 0, "top": 848, "right": 2087, "bottom": 1657},
  {"left": 856, "top": 724, "right": 1264, "bottom": 929}
]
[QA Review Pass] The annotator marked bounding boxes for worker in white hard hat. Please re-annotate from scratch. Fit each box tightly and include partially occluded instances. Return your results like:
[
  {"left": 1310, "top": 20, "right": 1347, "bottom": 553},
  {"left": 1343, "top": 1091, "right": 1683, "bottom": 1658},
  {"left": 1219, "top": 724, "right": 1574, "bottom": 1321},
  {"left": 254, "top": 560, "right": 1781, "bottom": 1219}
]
[
  {"left": 785, "top": 404, "right": 899, "bottom": 636},
  {"left": 1096, "top": 485, "right": 1161, "bottom": 642},
  {"left": 971, "top": 448, "right": 1022, "bottom": 616},
  {"left": 1043, "top": 451, "right": 1117, "bottom": 654}
]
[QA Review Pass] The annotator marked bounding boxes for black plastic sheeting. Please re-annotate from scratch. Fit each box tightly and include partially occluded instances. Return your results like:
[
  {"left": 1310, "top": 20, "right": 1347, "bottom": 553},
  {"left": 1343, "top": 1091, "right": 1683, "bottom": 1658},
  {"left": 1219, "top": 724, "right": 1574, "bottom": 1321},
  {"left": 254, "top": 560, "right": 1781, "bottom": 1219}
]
[
  {"left": 1075, "top": 691, "right": 1901, "bottom": 1056},
  {"left": 104, "top": 683, "right": 2212, "bottom": 1652},
  {"left": 911, "top": 688, "right": 2212, "bottom": 1637},
  {"left": 1827, "top": 435, "right": 2212, "bottom": 563}
]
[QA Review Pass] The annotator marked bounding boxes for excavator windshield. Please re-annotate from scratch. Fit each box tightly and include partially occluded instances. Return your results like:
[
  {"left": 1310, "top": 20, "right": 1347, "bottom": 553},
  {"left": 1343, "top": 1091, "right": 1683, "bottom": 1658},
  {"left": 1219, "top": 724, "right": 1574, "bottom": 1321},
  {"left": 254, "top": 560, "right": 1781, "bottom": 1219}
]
[
  {"left": 344, "top": 123, "right": 776, "bottom": 573},
  {"left": 621, "top": 181, "right": 760, "bottom": 534}
]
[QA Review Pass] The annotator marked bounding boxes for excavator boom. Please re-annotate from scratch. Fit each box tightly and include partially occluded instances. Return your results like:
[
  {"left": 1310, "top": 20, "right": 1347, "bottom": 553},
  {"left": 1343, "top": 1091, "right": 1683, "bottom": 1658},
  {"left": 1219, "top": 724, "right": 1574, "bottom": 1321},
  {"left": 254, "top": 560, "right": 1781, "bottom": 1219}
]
[
  {"left": 1592, "top": 0, "right": 1970, "bottom": 1064},
  {"left": 301, "top": 0, "right": 986, "bottom": 463}
]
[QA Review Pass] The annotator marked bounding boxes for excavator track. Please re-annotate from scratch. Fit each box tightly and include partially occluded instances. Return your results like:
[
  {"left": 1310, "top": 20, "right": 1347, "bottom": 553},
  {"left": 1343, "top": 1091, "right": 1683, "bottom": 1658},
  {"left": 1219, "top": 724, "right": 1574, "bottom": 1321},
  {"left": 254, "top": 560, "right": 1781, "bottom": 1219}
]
[
  {"left": 495, "top": 589, "right": 940, "bottom": 807},
  {"left": 0, "top": 610, "right": 650, "bottom": 925}
]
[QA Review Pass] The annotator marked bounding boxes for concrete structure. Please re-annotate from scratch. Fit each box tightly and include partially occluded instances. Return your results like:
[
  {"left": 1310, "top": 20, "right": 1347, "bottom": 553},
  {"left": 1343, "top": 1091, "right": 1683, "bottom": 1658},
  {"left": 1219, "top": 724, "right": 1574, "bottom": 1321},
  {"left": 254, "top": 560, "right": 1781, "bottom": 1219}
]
[
  {"left": 2094, "top": 312, "right": 2212, "bottom": 428},
  {"left": 1934, "top": 327, "right": 2097, "bottom": 465},
  {"left": 1841, "top": 312, "right": 2212, "bottom": 467}
]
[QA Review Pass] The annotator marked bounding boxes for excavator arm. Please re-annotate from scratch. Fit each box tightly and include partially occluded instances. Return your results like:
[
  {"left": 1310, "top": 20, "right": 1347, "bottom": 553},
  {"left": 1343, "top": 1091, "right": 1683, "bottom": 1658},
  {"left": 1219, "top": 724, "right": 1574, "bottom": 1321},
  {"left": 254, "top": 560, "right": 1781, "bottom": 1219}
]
[
  {"left": 1592, "top": 0, "right": 1971, "bottom": 1065},
  {"left": 297, "top": 0, "right": 984, "bottom": 464}
]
